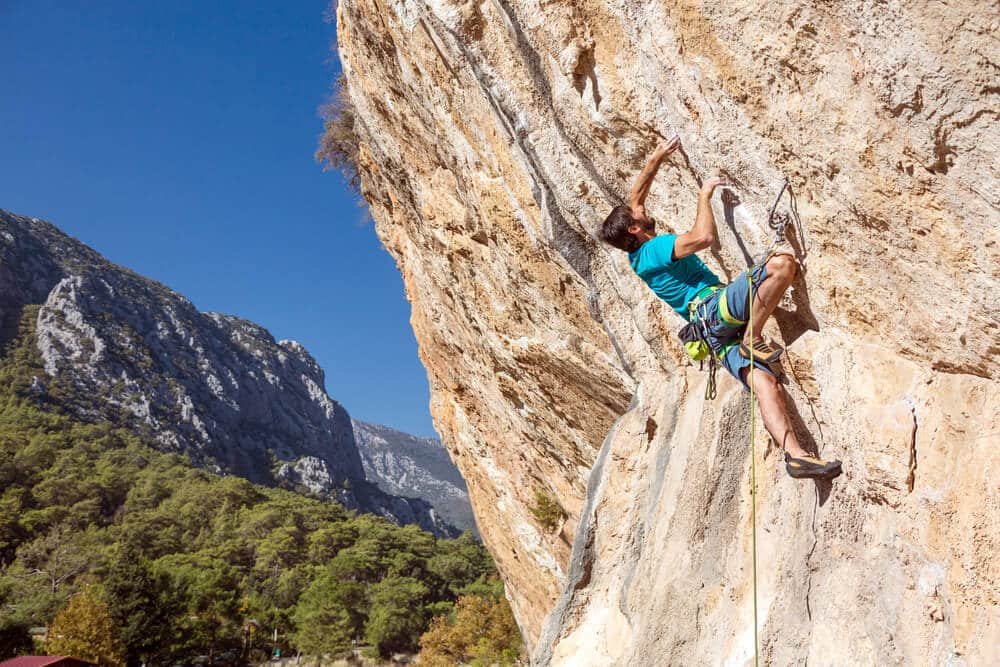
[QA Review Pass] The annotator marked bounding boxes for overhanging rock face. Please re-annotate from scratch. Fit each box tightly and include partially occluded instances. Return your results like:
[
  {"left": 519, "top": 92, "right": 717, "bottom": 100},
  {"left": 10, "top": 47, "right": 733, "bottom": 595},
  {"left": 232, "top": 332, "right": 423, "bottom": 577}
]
[{"left": 335, "top": 0, "right": 999, "bottom": 661}]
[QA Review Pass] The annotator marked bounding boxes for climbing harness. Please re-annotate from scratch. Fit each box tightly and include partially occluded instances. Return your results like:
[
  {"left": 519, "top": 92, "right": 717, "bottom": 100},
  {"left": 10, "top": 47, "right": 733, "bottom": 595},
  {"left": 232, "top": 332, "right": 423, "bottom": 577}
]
[
  {"left": 677, "top": 264, "right": 769, "bottom": 402},
  {"left": 678, "top": 284, "right": 722, "bottom": 363}
]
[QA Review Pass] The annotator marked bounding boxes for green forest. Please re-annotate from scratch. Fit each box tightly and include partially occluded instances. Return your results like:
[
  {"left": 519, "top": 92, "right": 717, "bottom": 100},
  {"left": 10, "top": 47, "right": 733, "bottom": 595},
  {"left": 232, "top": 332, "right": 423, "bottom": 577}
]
[{"left": 0, "top": 307, "right": 522, "bottom": 664}]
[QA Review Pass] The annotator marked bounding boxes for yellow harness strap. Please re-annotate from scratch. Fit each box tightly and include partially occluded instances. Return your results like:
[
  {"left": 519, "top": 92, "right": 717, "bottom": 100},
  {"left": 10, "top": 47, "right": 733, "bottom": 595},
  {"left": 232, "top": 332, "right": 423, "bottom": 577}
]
[{"left": 718, "top": 290, "right": 745, "bottom": 326}]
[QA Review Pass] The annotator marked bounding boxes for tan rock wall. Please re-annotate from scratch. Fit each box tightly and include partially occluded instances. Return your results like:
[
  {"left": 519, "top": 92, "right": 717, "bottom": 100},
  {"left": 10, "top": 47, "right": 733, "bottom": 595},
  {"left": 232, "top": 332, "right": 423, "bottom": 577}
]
[
  {"left": 536, "top": 334, "right": 998, "bottom": 664},
  {"left": 335, "top": 0, "right": 998, "bottom": 660}
]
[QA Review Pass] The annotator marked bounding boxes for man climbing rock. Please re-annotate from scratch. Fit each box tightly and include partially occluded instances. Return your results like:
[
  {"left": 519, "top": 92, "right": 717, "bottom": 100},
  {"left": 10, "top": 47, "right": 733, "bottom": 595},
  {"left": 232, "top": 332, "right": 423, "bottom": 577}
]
[{"left": 599, "top": 136, "right": 842, "bottom": 480}]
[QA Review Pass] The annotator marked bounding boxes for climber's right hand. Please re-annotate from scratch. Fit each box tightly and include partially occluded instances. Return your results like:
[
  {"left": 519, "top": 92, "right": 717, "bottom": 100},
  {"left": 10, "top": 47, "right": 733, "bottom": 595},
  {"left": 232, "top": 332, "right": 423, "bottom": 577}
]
[{"left": 700, "top": 176, "right": 729, "bottom": 197}]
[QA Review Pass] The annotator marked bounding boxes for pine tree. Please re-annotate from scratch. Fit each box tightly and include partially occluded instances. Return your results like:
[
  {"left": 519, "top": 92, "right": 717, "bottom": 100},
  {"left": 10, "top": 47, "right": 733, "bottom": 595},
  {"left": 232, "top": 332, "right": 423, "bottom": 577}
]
[
  {"left": 292, "top": 571, "right": 357, "bottom": 657},
  {"left": 364, "top": 576, "right": 429, "bottom": 657},
  {"left": 104, "top": 539, "right": 174, "bottom": 666}
]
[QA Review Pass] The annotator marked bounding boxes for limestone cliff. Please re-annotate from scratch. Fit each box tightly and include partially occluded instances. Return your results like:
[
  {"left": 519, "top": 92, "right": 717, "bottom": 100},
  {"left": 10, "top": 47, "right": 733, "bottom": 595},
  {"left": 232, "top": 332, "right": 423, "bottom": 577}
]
[{"left": 333, "top": 1, "right": 998, "bottom": 663}]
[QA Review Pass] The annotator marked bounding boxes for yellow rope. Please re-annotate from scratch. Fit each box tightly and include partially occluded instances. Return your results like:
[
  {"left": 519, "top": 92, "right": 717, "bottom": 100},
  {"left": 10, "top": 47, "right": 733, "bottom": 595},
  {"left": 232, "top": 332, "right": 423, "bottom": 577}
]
[{"left": 747, "top": 267, "right": 760, "bottom": 667}]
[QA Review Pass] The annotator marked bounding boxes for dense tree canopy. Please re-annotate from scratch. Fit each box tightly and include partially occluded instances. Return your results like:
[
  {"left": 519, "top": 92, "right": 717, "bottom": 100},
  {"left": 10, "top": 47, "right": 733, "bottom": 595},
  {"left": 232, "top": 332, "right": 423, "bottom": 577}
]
[{"left": 0, "top": 307, "right": 520, "bottom": 662}]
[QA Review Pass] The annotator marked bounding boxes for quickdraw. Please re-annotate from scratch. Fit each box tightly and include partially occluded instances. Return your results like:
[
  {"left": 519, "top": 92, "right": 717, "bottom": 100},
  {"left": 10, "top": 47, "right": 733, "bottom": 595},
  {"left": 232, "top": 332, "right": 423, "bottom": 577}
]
[
  {"left": 767, "top": 178, "right": 792, "bottom": 244},
  {"left": 759, "top": 177, "right": 803, "bottom": 264}
]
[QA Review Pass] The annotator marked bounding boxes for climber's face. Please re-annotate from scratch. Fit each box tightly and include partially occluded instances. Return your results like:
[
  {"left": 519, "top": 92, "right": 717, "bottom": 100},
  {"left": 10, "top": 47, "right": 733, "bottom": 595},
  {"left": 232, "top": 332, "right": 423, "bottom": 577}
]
[{"left": 627, "top": 214, "right": 656, "bottom": 243}]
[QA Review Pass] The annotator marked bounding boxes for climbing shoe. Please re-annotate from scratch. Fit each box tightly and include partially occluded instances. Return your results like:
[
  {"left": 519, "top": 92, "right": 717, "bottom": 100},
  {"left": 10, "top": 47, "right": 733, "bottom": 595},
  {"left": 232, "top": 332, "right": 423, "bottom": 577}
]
[
  {"left": 784, "top": 452, "right": 842, "bottom": 480},
  {"left": 739, "top": 337, "right": 783, "bottom": 363}
]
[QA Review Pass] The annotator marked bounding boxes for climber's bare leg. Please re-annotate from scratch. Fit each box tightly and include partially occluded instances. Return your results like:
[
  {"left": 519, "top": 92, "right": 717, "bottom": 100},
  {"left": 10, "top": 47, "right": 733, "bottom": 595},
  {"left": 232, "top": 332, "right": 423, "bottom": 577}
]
[
  {"left": 741, "top": 366, "right": 809, "bottom": 458},
  {"left": 743, "top": 254, "right": 797, "bottom": 345}
]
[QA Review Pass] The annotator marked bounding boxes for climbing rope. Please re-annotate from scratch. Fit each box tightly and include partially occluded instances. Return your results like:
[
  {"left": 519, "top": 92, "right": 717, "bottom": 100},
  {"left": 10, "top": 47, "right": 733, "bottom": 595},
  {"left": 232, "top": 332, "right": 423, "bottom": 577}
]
[
  {"left": 747, "top": 267, "right": 760, "bottom": 667},
  {"left": 745, "top": 177, "right": 803, "bottom": 664},
  {"left": 746, "top": 177, "right": 802, "bottom": 665},
  {"left": 746, "top": 181, "right": 792, "bottom": 667}
]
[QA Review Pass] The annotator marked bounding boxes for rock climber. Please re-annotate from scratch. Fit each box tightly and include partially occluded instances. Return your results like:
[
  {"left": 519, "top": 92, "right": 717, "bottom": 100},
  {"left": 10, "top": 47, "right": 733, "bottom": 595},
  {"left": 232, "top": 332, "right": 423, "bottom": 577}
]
[{"left": 599, "top": 135, "right": 842, "bottom": 480}]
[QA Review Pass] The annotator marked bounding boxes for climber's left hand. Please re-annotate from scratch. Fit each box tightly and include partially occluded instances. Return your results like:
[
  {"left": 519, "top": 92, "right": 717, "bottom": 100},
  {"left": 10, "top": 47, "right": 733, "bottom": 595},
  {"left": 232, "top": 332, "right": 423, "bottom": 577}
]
[{"left": 656, "top": 135, "right": 681, "bottom": 157}]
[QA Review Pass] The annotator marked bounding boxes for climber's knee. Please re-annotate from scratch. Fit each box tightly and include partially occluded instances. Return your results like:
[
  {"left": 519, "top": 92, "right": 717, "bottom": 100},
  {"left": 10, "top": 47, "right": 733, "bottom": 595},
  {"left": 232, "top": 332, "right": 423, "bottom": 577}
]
[{"left": 765, "top": 253, "right": 796, "bottom": 282}]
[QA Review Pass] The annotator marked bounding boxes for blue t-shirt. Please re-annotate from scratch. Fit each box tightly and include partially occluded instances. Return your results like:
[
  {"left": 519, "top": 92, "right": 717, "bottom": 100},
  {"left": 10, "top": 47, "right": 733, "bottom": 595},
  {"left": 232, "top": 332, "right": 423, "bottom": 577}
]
[{"left": 629, "top": 234, "right": 721, "bottom": 320}]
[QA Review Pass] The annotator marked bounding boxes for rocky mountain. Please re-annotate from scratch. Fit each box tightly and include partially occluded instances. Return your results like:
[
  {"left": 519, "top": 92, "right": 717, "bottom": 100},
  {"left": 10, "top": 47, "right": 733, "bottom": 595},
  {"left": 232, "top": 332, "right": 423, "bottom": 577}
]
[
  {"left": 352, "top": 419, "right": 479, "bottom": 537},
  {"left": 333, "top": 1, "right": 998, "bottom": 663},
  {"left": 0, "top": 209, "right": 458, "bottom": 538}
]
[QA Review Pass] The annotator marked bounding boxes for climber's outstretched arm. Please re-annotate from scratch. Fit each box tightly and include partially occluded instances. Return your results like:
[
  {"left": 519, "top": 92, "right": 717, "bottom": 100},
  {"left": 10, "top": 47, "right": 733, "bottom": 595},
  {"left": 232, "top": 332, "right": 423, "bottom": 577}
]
[
  {"left": 628, "top": 135, "right": 681, "bottom": 219},
  {"left": 672, "top": 177, "right": 728, "bottom": 259}
]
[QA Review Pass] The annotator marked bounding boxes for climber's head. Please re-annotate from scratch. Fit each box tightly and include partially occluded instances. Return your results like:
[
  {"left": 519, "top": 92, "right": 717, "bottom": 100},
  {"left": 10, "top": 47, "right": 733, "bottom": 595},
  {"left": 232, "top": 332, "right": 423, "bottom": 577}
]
[{"left": 599, "top": 205, "right": 655, "bottom": 252}]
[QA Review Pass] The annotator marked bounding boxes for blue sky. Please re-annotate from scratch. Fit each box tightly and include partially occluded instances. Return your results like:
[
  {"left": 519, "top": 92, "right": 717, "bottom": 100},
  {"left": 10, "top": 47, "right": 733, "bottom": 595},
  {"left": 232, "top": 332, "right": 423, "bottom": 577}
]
[{"left": 0, "top": 1, "right": 438, "bottom": 437}]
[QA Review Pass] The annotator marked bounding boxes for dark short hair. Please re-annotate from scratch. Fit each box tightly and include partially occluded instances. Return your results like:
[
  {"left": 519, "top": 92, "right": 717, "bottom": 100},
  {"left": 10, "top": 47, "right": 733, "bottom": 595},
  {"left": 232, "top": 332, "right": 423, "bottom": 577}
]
[{"left": 599, "top": 205, "right": 641, "bottom": 252}]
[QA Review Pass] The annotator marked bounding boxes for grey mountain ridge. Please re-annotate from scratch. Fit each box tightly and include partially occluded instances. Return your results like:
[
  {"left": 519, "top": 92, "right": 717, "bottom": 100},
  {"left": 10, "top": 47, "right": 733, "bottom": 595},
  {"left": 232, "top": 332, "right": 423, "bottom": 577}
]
[
  {"left": 352, "top": 419, "right": 479, "bottom": 538},
  {"left": 0, "top": 209, "right": 458, "bottom": 538}
]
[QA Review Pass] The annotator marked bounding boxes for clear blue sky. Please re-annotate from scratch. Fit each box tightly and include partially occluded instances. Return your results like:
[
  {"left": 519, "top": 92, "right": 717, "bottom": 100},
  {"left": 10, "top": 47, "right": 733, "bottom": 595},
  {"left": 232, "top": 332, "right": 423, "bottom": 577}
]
[{"left": 0, "top": 1, "right": 438, "bottom": 437}]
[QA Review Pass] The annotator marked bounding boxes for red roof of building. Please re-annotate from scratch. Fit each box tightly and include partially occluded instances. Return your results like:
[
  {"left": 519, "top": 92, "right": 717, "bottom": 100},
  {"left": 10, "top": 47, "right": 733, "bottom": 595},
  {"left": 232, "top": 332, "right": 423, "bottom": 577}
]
[{"left": 0, "top": 658, "right": 94, "bottom": 667}]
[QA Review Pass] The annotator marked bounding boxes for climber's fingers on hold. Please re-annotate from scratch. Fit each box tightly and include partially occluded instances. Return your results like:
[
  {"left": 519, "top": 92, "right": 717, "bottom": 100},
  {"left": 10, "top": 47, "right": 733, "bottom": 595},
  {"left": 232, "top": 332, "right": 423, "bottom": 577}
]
[
  {"left": 702, "top": 175, "right": 731, "bottom": 193},
  {"left": 655, "top": 134, "right": 681, "bottom": 156}
]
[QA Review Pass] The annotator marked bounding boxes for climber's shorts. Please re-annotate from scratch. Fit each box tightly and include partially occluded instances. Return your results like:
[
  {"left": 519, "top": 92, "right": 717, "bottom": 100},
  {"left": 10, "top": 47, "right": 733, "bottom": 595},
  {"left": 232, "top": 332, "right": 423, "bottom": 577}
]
[{"left": 693, "top": 262, "right": 775, "bottom": 391}]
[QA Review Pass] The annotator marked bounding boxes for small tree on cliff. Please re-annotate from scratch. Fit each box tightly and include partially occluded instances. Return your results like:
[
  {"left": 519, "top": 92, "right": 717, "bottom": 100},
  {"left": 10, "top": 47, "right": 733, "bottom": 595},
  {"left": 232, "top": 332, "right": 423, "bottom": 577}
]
[{"left": 317, "top": 72, "right": 360, "bottom": 190}]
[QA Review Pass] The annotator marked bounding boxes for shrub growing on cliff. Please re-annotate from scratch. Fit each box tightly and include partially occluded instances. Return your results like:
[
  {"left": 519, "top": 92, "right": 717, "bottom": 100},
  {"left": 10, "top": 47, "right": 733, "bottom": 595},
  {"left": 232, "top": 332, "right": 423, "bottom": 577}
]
[
  {"left": 317, "top": 72, "right": 361, "bottom": 190},
  {"left": 528, "top": 487, "right": 565, "bottom": 533}
]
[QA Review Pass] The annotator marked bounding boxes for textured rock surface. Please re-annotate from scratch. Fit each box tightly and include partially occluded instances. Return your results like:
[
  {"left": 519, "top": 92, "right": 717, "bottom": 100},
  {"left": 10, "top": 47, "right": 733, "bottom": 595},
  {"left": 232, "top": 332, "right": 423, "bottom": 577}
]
[
  {"left": 0, "top": 210, "right": 457, "bottom": 538},
  {"left": 334, "top": 0, "right": 999, "bottom": 661},
  {"left": 353, "top": 419, "right": 479, "bottom": 536}
]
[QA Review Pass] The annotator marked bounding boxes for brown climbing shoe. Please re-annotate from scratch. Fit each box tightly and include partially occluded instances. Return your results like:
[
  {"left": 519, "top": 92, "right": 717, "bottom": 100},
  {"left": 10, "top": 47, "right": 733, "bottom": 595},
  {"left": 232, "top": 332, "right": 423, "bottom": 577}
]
[
  {"left": 784, "top": 452, "right": 842, "bottom": 480},
  {"left": 739, "top": 337, "right": 783, "bottom": 363}
]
